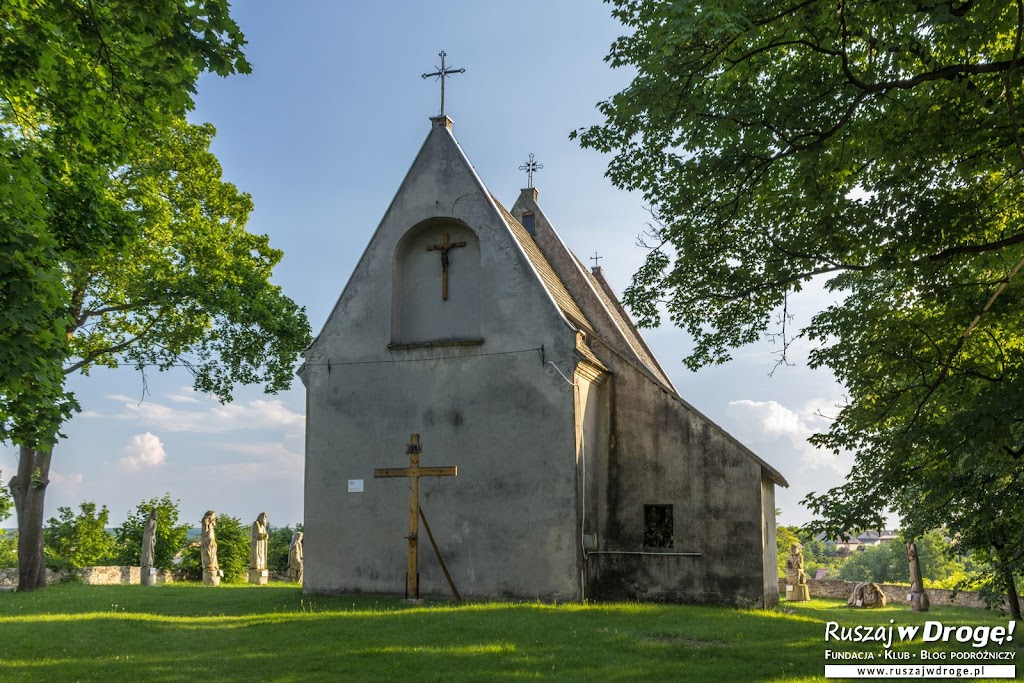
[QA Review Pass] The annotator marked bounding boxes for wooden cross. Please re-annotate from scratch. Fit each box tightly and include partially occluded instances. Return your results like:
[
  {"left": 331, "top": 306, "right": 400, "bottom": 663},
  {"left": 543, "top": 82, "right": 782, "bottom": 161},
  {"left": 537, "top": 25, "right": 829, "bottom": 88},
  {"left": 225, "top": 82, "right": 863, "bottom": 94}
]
[
  {"left": 421, "top": 50, "right": 465, "bottom": 117},
  {"left": 518, "top": 153, "right": 543, "bottom": 188},
  {"left": 374, "top": 434, "right": 458, "bottom": 600},
  {"left": 426, "top": 232, "right": 467, "bottom": 301}
]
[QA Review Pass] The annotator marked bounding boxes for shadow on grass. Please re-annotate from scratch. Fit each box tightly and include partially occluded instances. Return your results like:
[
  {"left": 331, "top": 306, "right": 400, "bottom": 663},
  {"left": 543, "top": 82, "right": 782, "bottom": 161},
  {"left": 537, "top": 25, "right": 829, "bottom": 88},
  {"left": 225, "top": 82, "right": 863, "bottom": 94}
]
[{"left": 0, "top": 585, "right": 1016, "bottom": 682}]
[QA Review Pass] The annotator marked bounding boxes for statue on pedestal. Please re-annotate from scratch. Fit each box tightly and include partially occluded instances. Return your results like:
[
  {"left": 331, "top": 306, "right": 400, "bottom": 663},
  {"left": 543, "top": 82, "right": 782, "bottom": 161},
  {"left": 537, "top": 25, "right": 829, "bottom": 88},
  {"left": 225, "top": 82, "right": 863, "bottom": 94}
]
[
  {"left": 288, "top": 531, "right": 304, "bottom": 584},
  {"left": 785, "top": 542, "right": 811, "bottom": 601},
  {"left": 201, "top": 510, "right": 220, "bottom": 586},
  {"left": 141, "top": 508, "right": 158, "bottom": 586},
  {"left": 248, "top": 512, "right": 269, "bottom": 585}
]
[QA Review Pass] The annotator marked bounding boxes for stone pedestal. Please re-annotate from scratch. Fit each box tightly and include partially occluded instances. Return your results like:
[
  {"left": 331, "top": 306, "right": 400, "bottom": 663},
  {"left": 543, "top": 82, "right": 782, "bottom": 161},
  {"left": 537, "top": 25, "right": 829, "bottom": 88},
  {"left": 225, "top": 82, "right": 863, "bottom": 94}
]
[
  {"left": 203, "top": 569, "right": 220, "bottom": 586},
  {"left": 248, "top": 569, "right": 269, "bottom": 585},
  {"left": 141, "top": 566, "right": 157, "bottom": 586},
  {"left": 787, "top": 583, "right": 811, "bottom": 602}
]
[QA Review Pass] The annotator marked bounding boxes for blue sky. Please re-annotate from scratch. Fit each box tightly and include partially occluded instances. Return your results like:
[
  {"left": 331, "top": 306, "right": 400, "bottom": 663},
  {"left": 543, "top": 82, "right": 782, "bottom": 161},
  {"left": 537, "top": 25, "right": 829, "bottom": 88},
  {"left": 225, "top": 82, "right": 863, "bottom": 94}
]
[{"left": 1, "top": 0, "right": 852, "bottom": 529}]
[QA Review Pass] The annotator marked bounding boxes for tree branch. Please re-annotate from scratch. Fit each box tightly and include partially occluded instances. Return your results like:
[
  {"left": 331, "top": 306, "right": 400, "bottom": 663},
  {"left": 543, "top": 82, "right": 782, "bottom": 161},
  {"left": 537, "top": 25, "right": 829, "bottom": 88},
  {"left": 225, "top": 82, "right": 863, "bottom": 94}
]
[{"left": 62, "top": 315, "right": 162, "bottom": 374}]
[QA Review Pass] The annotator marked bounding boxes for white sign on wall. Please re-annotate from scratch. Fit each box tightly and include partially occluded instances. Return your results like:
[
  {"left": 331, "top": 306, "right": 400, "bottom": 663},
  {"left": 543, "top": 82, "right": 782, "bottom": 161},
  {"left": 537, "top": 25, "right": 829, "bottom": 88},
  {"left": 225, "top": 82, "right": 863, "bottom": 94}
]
[{"left": 348, "top": 479, "right": 364, "bottom": 493}]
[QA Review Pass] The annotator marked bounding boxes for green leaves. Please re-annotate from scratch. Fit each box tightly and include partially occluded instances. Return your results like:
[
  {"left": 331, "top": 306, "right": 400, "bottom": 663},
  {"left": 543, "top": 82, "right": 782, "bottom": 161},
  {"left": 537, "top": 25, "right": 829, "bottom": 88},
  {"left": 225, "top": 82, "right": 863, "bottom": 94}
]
[
  {"left": 585, "top": 0, "right": 1024, "bottom": 603},
  {"left": 0, "top": 469, "right": 11, "bottom": 524},
  {"left": 1, "top": 0, "right": 252, "bottom": 448},
  {"left": 43, "top": 501, "right": 116, "bottom": 569},
  {"left": 65, "top": 119, "right": 311, "bottom": 400}
]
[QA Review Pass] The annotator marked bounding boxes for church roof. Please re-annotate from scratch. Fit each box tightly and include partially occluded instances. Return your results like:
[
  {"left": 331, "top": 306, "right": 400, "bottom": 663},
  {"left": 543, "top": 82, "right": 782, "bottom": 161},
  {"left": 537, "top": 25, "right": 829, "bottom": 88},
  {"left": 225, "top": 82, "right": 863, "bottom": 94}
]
[
  {"left": 505, "top": 187, "right": 789, "bottom": 488},
  {"left": 574, "top": 255, "right": 675, "bottom": 390},
  {"left": 490, "top": 197, "right": 590, "bottom": 329},
  {"left": 506, "top": 190, "right": 675, "bottom": 391}
]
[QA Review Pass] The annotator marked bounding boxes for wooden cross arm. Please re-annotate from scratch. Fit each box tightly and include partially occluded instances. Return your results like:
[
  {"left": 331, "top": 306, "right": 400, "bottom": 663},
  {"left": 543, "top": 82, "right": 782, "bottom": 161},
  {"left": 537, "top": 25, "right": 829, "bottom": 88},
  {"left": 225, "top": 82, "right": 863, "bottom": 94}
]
[
  {"left": 419, "top": 466, "right": 457, "bottom": 477},
  {"left": 373, "top": 466, "right": 458, "bottom": 478}
]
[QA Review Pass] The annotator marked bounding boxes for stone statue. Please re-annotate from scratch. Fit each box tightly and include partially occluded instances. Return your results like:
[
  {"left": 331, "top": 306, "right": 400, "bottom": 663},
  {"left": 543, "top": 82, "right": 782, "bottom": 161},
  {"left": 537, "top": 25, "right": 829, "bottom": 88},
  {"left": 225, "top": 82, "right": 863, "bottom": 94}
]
[
  {"left": 848, "top": 581, "right": 887, "bottom": 608},
  {"left": 288, "top": 531, "right": 304, "bottom": 584},
  {"left": 785, "top": 542, "right": 810, "bottom": 601},
  {"left": 201, "top": 510, "right": 220, "bottom": 586},
  {"left": 248, "top": 512, "right": 270, "bottom": 585},
  {"left": 140, "top": 508, "right": 158, "bottom": 586},
  {"left": 907, "top": 541, "right": 930, "bottom": 612}
]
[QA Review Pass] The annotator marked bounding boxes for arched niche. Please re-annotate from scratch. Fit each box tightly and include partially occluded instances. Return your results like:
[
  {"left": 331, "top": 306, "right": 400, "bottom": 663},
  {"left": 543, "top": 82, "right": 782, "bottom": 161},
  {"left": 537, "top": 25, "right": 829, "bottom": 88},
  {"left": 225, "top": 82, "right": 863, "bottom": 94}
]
[{"left": 391, "top": 218, "right": 482, "bottom": 344}]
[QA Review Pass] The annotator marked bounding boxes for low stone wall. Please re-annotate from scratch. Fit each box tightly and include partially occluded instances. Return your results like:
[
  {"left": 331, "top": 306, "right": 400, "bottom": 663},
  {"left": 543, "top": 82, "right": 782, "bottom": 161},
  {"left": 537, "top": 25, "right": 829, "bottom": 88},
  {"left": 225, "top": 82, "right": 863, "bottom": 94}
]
[
  {"left": 0, "top": 567, "right": 67, "bottom": 589},
  {"left": 778, "top": 578, "right": 993, "bottom": 609},
  {"left": 0, "top": 566, "right": 175, "bottom": 588},
  {"left": 79, "top": 566, "right": 175, "bottom": 585}
]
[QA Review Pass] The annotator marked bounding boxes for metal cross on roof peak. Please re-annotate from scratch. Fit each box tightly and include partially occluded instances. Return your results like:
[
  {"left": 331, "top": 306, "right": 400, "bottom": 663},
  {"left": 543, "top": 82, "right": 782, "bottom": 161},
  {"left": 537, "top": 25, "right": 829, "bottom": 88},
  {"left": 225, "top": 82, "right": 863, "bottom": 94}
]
[
  {"left": 421, "top": 50, "right": 465, "bottom": 117},
  {"left": 591, "top": 252, "right": 603, "bottom": 269},
  {"left": 519, "top": 153, "right": 544, "bottom": 188}
]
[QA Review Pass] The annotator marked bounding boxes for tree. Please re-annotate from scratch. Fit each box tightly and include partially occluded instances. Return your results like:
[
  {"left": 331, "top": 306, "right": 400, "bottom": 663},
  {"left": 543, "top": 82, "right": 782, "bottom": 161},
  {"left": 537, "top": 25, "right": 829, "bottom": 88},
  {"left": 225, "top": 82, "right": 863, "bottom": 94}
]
[
  {"left": 43, "top": 501, "right": 116, "bottom": 569},
  {"left": 578, "top": 1, "right": 1024, "bottom": 616},
  {"left": 2, "top": 0, "right": 253, "bottom": 591},
  {"left": 0, "top": 533, "right": 15, "bottom": 569},
  {"left": 10, "top": 117, "right": 310, "bottom": 592},
  {"left": 113, "top": 494, "right": 190, "bottom": 571},
  {"left": 1, "top": 0, "right": 251, "bottom": 444},
  {"left": 837, "top": 543, "right": 904, "bottom": 585},
  {"left": 836, "top": 531, "right": 972, "bottom": 587},
  {"left": 776, "top": 525, "right": 800, "bottom": 577}
]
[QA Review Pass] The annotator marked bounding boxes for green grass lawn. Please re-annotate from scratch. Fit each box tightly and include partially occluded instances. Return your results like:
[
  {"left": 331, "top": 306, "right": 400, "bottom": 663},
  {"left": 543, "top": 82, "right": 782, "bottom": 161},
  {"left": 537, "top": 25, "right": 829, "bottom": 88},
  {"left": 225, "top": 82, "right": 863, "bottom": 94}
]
[{"left": 0, "top": 583, "right": 1019, "bottom": 682}]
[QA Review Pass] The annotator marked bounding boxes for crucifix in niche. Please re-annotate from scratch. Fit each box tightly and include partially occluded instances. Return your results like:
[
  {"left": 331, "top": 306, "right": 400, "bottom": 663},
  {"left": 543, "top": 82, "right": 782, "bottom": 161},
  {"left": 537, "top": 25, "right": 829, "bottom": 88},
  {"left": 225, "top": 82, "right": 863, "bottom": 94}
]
[{"left": 425, "top": 232, "right": 466, "bottom": 301}]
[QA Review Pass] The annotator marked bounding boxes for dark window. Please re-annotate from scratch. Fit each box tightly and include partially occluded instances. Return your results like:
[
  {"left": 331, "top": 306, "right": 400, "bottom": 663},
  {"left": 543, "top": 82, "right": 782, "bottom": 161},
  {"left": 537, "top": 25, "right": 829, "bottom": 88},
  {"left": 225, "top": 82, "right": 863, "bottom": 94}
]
[
  {"left": 643, "top": 504, "right": 673, "bottom": 549},
  {"left": 522, "top": 213, "right": 535, "bottom": 235}
]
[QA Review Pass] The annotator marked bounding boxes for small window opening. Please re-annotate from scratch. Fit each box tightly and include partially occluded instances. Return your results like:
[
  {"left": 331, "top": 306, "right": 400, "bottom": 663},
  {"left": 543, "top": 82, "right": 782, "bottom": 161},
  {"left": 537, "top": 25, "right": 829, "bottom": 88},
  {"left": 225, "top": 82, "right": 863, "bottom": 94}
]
[
  {"left": 643, "top": 504, "right": 673, "bottom": 549},
  {"left": 522, "top": 213, "right": 535, "bottom": 235}
]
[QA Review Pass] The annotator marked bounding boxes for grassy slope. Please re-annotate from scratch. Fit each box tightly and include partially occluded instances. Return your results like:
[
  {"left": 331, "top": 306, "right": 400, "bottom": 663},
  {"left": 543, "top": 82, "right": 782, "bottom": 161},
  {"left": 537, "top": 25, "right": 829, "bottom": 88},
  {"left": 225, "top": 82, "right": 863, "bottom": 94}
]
[{"left": 0, "top": 584, "right": 1019, "bottom": 682}]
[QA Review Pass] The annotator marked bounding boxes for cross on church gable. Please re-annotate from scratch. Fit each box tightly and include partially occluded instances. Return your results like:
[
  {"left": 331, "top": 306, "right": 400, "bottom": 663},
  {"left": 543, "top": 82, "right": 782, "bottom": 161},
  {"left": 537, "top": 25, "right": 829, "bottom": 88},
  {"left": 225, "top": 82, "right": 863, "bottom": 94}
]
[
  {"left": 422, "top": 50, "right": 465, "bottom": 117},
  {"left": 519, "top": 153, "right": 543, "bottom": 188}
]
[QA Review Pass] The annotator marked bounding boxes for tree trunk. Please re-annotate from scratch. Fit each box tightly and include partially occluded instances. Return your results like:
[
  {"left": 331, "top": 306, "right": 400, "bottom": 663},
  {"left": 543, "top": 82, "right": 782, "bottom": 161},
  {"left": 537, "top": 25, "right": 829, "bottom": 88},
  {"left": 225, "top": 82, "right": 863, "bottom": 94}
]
[
  {"left": 996, "top": 547, "right": 1022, "bottom": 620},
  {"left": 1003, "top": 567, "right": 1022, "bottom": 621},
  {"left": 9, "top": 445, "right": 52, "bottom": 591}
]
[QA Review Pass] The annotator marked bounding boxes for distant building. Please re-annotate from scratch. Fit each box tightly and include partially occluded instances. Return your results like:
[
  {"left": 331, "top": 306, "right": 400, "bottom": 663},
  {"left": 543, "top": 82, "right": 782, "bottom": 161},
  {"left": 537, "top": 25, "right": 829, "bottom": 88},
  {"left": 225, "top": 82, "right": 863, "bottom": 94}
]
[
  {"left": 855, "top": 530, "right": 900, "bottom": 547},
  {"left": 817, "top": 529, "right": 900, "bottom": 554}
]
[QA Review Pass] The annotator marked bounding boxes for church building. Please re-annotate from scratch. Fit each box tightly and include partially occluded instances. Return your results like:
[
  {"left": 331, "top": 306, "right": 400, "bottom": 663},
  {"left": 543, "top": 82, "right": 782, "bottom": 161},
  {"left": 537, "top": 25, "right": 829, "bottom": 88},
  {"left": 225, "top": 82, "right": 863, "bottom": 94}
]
[{"left": 299, "top": 114, "right": 787, "bottom": 606}]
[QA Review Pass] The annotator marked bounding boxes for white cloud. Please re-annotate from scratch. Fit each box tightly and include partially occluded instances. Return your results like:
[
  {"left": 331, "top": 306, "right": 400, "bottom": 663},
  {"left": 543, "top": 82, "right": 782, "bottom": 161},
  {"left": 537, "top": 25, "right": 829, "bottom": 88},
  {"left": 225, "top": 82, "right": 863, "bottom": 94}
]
[
  {"left": 119, "top": 432, "right": 167, "bottom": 470},
  {"left": 49, "top": 471, "right": 85, "bottom": 497},
  {"left": 728, "top": 398, "right": 845, "bottom": 473},
  {"left": 166, "top": 386, "right": 202, "bottom": 404},
  {"left": 192, "top": 441, "right": 302, "bottom": 481},
  {"left": 106, "top": 394, "right": 303, "bottom": 434}
]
